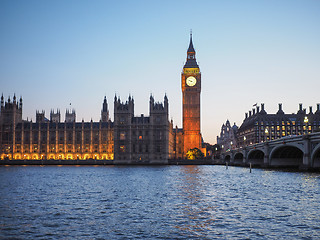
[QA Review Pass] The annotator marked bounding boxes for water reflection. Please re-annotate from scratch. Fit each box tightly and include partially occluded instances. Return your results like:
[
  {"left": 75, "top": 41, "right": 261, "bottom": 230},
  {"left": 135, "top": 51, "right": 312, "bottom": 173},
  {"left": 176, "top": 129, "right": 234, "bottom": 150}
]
[
  {"left": 0, "top": 165, "right": 319, "bottom": 239},
  {"left": 174, "top": 166, "right": 216, "bottom": 236}
]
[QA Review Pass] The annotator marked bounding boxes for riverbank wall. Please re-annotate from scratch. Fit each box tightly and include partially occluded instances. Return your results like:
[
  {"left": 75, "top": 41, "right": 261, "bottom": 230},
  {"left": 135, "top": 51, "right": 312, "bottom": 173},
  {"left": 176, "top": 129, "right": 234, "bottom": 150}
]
[{"left": 1, "top": 159, "right": 319, "bottom": 172}]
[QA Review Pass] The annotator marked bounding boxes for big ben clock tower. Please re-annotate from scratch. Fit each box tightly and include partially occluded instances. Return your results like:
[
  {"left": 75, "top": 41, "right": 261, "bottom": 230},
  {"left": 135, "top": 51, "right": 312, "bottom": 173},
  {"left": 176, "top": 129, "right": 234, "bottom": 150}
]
[{"left": 182, "top": 33, "right": 202, "bottom": 155}]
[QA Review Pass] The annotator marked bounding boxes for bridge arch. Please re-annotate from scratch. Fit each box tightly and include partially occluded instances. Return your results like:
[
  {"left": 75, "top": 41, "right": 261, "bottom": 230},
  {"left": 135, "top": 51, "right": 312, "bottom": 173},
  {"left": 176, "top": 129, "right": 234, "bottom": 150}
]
[
  {"left": 234, "top": 152, "right": 244, "bottom": 163},
  {"left": 248, "top": 149, "right": 264, "bottom": 165},
  {"left": 224, "top": 155, "right": 231, "bottom": 162},
  {"left": 269, "top": 144, "right": 303, "bottom": 167},
  {"left": 311, "top": 143, "right": 320, "bottom": 168}
]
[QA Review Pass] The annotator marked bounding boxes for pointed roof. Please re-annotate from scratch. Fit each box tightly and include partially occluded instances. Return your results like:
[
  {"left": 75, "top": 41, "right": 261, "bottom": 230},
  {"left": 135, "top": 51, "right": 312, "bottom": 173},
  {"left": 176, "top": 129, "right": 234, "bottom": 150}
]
[
  {"left": 184, "top": 32, "right": 199, "bottom": 68},
  {"left": 187, "top": 33, "right": 195, "bottom": 53}
]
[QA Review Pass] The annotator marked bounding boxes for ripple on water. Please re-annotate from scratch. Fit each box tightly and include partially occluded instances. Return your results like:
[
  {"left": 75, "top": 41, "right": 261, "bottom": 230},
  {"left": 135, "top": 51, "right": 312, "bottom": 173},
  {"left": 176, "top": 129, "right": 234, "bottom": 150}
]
[{"left": 0, "top": 165, "right": 319, "bottom": 239}]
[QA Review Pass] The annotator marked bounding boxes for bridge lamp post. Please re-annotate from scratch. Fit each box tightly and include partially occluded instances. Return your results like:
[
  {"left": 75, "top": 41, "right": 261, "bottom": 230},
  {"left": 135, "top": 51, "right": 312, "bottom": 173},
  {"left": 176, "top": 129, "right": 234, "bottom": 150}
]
[
  {"left": 304, "top": 116, "right": 309, "bottom": 135},
  {"left": 265, "top": 127, "right": 269, "bottom": 141}
]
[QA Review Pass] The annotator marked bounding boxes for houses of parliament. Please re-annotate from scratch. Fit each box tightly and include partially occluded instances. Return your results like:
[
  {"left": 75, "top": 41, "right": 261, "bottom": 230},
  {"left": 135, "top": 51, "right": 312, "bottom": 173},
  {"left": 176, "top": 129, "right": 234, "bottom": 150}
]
[{"left": 0, "top": 35, "right": 205, "bottom": 163}]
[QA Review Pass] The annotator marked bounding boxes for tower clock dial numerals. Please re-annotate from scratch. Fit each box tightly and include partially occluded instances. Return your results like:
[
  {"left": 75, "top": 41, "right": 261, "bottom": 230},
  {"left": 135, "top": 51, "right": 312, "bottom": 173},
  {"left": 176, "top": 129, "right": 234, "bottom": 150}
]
[{"left": 186, "top": 76, "right": 197, "bottom": 87}]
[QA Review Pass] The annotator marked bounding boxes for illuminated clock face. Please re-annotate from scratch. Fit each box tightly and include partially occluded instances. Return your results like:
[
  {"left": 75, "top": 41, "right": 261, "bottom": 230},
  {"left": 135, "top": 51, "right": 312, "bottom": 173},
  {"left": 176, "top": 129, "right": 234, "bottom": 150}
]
[{"left": 186, "top": 76, "right": 197, "bottom": 87}]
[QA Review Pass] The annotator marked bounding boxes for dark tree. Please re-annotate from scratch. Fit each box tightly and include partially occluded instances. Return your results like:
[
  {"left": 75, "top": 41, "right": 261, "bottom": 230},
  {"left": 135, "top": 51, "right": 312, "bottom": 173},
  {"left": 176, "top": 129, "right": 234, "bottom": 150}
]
[{"left": 186, "top": 148, "right": 204, "bottom": 160}]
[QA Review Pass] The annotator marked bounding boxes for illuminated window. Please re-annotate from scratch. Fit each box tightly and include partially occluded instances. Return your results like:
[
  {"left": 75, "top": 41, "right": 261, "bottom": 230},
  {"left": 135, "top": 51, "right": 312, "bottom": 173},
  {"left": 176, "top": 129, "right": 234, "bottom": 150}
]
[
  {"left": 120, "top": 145, "right": 125, "bottom": 152},
  {"left": 282, "top": 126, "right": 285, "bottom": 130},
  {"left": 277, "top": 126, "right": 280, "bottom": 130},
  {"left": 139, "top": 135, "right": 143, "bottom": 140},
  {"left": 120, "top": 132, "right": 126, "bottom": 140},
  {"left": 292, "top": 121, "right": 295, "bottom": 125},
  {"left": 282, "top": 132, "right": 285, "bottom": 136}
]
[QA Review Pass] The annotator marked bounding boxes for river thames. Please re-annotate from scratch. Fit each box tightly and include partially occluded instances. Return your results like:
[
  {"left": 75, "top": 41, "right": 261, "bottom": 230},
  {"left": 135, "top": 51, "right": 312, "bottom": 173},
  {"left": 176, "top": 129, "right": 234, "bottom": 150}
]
[{"left": 0, "top": 165, "right": 319, "bottom": 239}]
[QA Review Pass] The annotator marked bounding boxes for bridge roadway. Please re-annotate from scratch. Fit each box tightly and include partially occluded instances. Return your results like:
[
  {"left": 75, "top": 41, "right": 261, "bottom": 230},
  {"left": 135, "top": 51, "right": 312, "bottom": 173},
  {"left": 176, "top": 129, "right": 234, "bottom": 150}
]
[{"left": 220, "top": 132, "right": 320, "bottom": 169}]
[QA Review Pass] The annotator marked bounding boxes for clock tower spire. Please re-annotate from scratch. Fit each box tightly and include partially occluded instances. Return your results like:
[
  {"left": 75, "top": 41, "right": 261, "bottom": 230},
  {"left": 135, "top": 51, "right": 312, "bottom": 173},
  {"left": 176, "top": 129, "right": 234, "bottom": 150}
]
[
  {"left": 181, "top": 33, "right": 202, "bottom": 157},
  {"left": 184, "top": 32, "right": 199, "bottom": 68}
]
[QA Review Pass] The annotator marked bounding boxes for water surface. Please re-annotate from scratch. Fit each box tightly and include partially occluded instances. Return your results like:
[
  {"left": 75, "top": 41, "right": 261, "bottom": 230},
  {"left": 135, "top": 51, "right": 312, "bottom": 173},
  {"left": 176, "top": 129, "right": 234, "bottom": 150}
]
[{"left": 0, "top": 165, "right": 319, "bottom": 239}]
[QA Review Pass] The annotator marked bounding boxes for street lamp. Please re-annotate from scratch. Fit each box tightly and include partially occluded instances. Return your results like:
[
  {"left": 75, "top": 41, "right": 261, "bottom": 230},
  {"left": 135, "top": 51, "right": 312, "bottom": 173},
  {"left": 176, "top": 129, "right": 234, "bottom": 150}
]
[
  {"left": 304, "top": 116, "right": 309, "bottom": 134},
  {"left": 265, "top": 127, "right": 269, "bottom": 141}
]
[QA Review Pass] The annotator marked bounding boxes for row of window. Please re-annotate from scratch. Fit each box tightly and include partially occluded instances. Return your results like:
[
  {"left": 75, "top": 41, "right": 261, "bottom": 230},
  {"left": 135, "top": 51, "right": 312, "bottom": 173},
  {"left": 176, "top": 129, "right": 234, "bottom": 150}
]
[
  {"left": 119, "top": 131, "right": 164, "bottom": 140},
  {"left": 119, "top": 144, "right": 162, "bottom": 153},
  {"left": 256, "top": 121, "right": 320, "bottom": 126}
]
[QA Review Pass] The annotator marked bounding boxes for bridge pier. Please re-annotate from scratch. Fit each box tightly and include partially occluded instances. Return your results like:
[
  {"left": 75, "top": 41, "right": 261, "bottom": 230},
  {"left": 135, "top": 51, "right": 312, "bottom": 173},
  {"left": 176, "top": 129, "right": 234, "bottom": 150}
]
[
  {"left": 303, "top": 135, "right": 311, "bottom": 167},
  {"left": 264, "top": 143, "right": 269, "bottom": 166}
]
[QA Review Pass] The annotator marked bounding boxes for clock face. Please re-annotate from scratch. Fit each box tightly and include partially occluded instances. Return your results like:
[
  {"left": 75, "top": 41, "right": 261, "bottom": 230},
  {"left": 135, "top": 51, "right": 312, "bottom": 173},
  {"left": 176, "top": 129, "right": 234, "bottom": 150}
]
[{"left": 186, "top": 76, "right": 197, "bottom": 87}]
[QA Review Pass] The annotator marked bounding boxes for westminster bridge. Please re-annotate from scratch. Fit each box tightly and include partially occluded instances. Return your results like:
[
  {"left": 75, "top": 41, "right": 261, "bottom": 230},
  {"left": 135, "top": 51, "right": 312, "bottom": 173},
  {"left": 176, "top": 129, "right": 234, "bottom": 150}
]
[{"left": 220, "top": 132, "right": 320, "bottom": 169}]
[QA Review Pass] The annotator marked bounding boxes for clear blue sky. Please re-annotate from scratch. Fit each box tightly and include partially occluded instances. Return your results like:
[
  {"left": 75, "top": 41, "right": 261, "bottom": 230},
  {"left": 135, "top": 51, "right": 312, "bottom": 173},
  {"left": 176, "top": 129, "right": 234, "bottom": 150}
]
[{"left": 1, "top": 0, "right": 319, "bottom": 144}]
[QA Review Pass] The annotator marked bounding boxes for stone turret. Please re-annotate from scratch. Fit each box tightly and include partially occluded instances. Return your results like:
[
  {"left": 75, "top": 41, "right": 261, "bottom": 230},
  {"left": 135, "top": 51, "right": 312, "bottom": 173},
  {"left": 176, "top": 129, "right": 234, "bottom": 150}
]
[
  {"left": 0, "top": 94, "right": 22, "bottom": 125},
  {"left": 149, "top": 94, "right": 169, "bottom": 124},
  {"left": 1, "top": 94, "right": 4, "bottom": 108},
  {"left": 36, "top": 110, "right": 46, "bottom": 123},
  {"left": 50, "top": 109, "right": 61, "bottom": 123},
  {"left": 101, "top": 96, "right": 109, "bottom": 122},
  {"left": 114, "top": 95, "right": 134, "bottom": 125},
  {"left": 65, "top": 109, "right": 76, "bottom": 122}
]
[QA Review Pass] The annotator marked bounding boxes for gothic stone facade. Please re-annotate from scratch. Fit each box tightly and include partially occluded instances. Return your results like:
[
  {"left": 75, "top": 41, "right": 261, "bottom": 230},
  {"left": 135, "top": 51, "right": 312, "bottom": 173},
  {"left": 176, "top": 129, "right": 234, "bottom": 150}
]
[
  {"left": 0, "top": 94, "right": 174, "bottom": 163},
  {"left": 113, "top": 95, "right": 175, "bottom": 164},
  {"left": 0, "top": 94, "right": 113, "bottom": 161},
  {"left": 237, "top": 103, "right": 320, "bottom": 147},
  {"left": 217, "top": 120, "right": 238, "bottom": 153},
  {"left": 0, "top": 35, "right": 204, "bottom": 162}
]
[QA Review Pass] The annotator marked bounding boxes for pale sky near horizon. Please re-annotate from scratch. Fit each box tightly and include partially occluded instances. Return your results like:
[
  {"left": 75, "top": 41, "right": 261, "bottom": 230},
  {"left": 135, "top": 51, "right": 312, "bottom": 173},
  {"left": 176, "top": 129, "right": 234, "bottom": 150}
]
[{"left": 1, "top": 0, "right": 319, "bottom": 144}]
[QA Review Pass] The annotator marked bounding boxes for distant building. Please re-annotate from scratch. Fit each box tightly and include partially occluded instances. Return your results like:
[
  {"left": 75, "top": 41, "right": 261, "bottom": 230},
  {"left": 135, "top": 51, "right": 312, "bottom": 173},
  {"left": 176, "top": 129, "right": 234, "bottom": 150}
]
[
  {"left": 0, "top": 94, "right": 114, "bottom": 161},
  {"left": 217, "top": 120, "right": 238, "bottom": 153},
  {"left": 237, "top": 103, "right": 320, "bottom": 147},
  {"left": 113, "top": 95, "right": 174, "bottom": 164},
  {"left": 181, "top": 33, "right": 203, "bottom": 155},
  {"left": 0, "top": 35, "right": 205, "bottom": 162}
]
